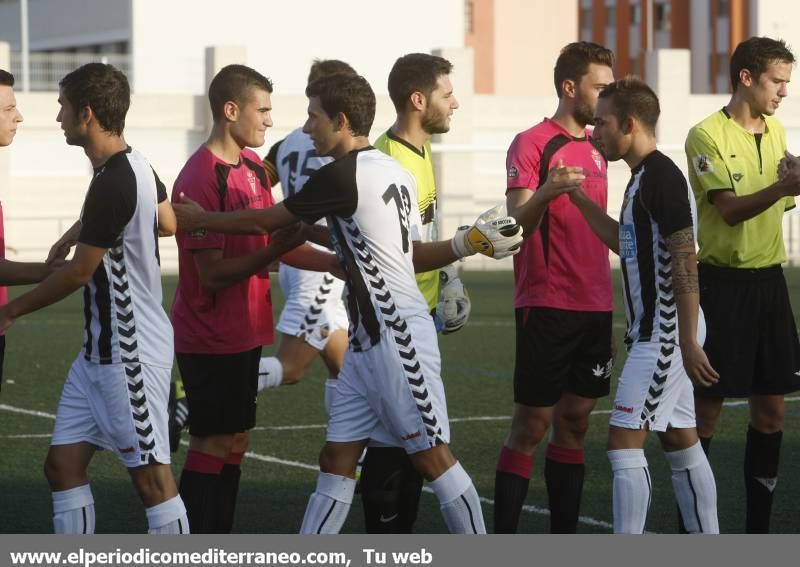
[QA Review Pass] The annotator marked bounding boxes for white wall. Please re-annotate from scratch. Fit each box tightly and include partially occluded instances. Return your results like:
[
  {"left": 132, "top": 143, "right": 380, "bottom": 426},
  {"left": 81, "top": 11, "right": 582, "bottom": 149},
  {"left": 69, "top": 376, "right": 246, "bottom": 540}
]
[{"left": 130, "top": 0, "right": 465, "bottom": 95}]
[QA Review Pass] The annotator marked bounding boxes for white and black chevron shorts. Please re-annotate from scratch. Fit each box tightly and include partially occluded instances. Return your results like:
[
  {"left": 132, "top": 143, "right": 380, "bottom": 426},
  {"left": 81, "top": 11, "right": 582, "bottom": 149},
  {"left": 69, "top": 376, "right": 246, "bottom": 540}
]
[
  {"left": 276, "top": 264, "right": 348, "bottom": 351},
  {"left": 51, "top": 355, "right": 171, "bottom": 467},
  {"left": 610, "top": 342, "right": 696, "bottom": 432},
  {"left": 326, "top": 314, "right": 450, "bottom": 454}
]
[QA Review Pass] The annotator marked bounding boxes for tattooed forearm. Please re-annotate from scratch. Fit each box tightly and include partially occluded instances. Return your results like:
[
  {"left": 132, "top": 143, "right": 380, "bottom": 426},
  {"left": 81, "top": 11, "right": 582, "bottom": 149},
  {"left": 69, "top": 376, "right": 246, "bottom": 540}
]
[{"left": 666, "top": 227, "right": 699, "bottom": 295}]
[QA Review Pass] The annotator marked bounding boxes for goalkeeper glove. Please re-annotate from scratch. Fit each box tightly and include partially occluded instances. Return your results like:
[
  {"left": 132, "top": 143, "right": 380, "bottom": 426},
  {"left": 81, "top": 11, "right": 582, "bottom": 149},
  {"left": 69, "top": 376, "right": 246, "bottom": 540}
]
[
  {"left": 434, "top": 264, "right": 471, "bottom": 334},
  {"left": 451, "top": 203, "right": 523, "bottom": 259}
]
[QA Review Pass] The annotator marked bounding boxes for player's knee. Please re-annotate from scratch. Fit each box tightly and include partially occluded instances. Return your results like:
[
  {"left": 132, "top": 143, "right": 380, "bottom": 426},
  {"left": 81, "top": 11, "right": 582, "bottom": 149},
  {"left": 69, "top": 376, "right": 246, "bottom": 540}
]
[
  {"left": 508, "top": 414, "right": 550, "bottom": 451},
  {"left": 553, "top": 413, "right": 590, "bottom": 445},
  {"left": 751, "top": 404, "right": 784, "bottom": 433},
  {"left": 131, "top": 467, "right": 174, "bottom": 506},
  {"left": 43, "top": 454, "right": 82, "bottom": 490},
  {"left": 281, "top": 363, "right": 305, "bottom": 385}
]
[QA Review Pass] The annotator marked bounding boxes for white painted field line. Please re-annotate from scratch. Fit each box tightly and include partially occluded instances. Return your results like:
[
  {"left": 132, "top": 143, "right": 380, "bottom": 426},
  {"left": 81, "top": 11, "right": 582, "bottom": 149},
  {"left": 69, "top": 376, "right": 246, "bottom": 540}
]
[
  {"left": 0, "top": 404, "right": 56, "bottom": 419},
  {"left": 0, "top": 433, "right": 51, "bottom": 439}
]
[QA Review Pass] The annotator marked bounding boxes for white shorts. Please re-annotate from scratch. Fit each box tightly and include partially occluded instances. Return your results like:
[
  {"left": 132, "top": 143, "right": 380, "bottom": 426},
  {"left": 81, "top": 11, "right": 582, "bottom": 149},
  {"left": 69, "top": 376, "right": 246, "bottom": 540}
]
[
  {"left": 276, "top": 264, "right": 348, "bottom": 351},
  {"left": 326, "top": 315, "right": 450, "bottom": 454},
  {"left": 610, "top": 342, "right": 696, "bottom": 432},
  {"left": 51, "top": 355, "right": 171, "bottom": 468}
]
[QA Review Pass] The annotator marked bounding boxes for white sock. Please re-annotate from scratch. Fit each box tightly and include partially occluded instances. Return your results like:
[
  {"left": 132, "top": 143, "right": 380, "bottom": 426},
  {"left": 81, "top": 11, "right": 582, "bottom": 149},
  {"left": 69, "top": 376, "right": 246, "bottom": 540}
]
[
  {"left": 258, "top": 357, "right": 283, "bottom": 391},
  {"left": 430, "top": 461, "right": 486, "bottom": 534},
  {"left": 608, "top": 449, "right": 651, "bottom": 534},
  {"left": 52, "top": 484, "right": 95, "bottom": 534},
  {"left": 146, "top": 495, "right": 190, "bottom": 534},
  {"left": 299, "top": 472, "right": 356, "bottom": 534},
  {"left": 664, "top": 441, "right": 719, "bottom": 534},
  {"left": 324, "top": 378, "right": 338, "bottom": 417}
]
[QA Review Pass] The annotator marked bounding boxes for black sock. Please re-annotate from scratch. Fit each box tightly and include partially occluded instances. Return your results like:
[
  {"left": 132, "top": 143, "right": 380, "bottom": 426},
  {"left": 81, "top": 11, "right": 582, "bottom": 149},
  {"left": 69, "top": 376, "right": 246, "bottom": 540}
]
[
  {"left": 678, "top": 435, "right": 713, "bottom": 533},
  {"left": 360, "top": 447, "right": 422, "bottom": 533},
  {"left": 544, "top": 453, "right": 584, "bottom": 533},
  {"left": 178, "top": 469, "right": 222, "bottom": 534},
  {"left": 494, "top": 446, "right": 533, "bottom": 534},
  {"left": 218, "top": 463, "right": 242, "bottom": 533},
  {"left": 744, "top": 425, "right": 782, "bottom": 533},
  {"left": 493, "top": 471, "right": 530, "bottom": 533}
]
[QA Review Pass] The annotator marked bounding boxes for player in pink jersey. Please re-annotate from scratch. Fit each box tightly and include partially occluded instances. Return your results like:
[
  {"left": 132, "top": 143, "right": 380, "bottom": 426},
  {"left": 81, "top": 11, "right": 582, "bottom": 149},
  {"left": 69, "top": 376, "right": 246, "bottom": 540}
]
[
  {"left": 0, "top": 69, "right": 62, "bottom": 392},
  {"left": 172, "top": 65, "right": 338, "bottom": 533},
  {"left": 494, "top": 42, "right": 615, "bottom": 533}
]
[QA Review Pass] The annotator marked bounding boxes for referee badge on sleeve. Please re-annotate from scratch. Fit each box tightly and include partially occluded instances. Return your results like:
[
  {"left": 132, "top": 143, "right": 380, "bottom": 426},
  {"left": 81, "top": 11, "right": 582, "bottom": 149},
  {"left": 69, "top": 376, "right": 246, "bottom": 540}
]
[
  {"left": 691, "top": 154, "right": 714, "bottom": 176},
  {"left": 507, "top": 165, "right": 518, "bottom": 178}
]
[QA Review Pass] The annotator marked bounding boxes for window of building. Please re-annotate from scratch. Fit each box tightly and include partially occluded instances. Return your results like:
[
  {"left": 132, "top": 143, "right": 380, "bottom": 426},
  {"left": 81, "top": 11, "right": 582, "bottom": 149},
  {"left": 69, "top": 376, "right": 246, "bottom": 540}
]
[
  {"left": 630, "top": 2, "right": 641, "bottom": 25},
  {"left": 655, "top": 1, "right": 671, "bottom": 31}
]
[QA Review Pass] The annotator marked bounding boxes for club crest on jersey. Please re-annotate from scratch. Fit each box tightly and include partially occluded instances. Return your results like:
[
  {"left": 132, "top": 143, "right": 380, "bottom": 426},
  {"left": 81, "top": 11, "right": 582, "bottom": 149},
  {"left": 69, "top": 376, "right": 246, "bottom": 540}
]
[
  {"left": 507, "top": 165, "right": 518, "bottom": 178},
  {"left": 692, "top": 154, "right": 714, "bottom": 176},
  {"left": 592, "top": 148, "right": 603, "bottom": 171},
  {"left": 246, "top": 169, "right": 257, "bottom": 194}
]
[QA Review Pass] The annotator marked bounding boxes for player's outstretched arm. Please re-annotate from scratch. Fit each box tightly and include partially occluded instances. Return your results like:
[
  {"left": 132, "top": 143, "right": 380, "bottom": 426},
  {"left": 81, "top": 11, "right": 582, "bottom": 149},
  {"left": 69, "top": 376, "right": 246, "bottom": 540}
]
[
  {"left": 174, "top": 193, "right": 298, "bottom": 235},
  {"left": 508, "top": 160, "right": 585, "bottom": 237},
  {"left": 412, "top": 240, "right": 460, "bottom": 273},
  {"left": 0, "top": 243, "right": 107, "bottom": 331},
  {"left": 0, "top": 259, "right": 56, "bottom": 286},
  {"left": 192, "top": 222, "right": 307, "bottom": 292},
  {"left": 666, "top": 227, "right": 719, "bottom": 388},
  {"left": 569, "top": 187, "right": 620, "bottom": 254},
  {"left": 157, "top": 200, "right": 177, "bottom": 237},
  {"left": 281, "top": 244, "right": 343, "bottom": 278}
]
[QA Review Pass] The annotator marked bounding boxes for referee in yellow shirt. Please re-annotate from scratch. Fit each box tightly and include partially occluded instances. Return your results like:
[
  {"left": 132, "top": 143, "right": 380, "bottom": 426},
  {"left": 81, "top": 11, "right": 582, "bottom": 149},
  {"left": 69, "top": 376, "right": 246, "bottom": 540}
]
[{"left": 685, "top": 36, "right": 800, "bottom": 533}]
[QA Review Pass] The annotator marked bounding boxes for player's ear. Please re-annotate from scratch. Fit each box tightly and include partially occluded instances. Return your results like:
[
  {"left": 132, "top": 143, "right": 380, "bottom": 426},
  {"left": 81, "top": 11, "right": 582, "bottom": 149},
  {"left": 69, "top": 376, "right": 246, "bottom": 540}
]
[
  {"left": 621, "top": 116, "right": 635, "bottom": 135},
  {"left": 409, "top": 91, "right": 425, "bottom": 112},
  {"left": 223, "top": 100, "right": 239, "bottom": 122},
  {"left": 333, "top": 112, "right": 347, "bottom": 133},
  {"left": 561, "top": 79, "right": 577, "bottom": 99},
  {"left": 739, "top": 68, "right": 753, "bottom": 88}
]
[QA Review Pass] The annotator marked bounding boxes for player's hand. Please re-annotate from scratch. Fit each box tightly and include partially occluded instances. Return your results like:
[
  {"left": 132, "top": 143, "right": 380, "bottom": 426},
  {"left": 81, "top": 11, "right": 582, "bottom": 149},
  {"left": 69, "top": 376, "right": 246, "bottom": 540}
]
[
  {"left": 680, "top": 341, "right": 719, "bottom": 388},
  {"left": 174, "top": 193, "right": 208, "bottom": 232},
  {"left": 539, "top": 159, "right": 585, "bottom": 202},
  {"left": 46, "top": 239, "right": 76, "bottom": 265},
  {"left": 269, "top": 221, "right": 306, "bottom": 253},
  {"left": 452, "top": 203, "right": 524, "bottom": 259},
  {"left": 435, "top": 264, "right": 471, "bottom": 334},
  {"left": 567, "top": 185, "right": 593, "bottom": 208},
  {"left": 778, "top": 150, "right": 800, "bottom": 178}
]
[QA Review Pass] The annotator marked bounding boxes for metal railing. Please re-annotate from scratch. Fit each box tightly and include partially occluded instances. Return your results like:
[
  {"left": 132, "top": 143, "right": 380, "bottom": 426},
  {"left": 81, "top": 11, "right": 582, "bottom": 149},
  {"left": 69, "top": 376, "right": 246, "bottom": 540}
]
[{"left": 9, "top": 52, "right": 132, "bottom": 91}]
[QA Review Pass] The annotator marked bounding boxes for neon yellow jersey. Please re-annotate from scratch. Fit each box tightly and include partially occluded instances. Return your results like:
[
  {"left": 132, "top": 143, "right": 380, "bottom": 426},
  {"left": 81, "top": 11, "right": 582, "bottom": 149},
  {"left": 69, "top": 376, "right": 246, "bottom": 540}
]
[
  {"left": 374, "top": 130, "right": 440, "bottom": 310},
  {"left": 685, "top": 109, "right": 795, "bottom": 268}
]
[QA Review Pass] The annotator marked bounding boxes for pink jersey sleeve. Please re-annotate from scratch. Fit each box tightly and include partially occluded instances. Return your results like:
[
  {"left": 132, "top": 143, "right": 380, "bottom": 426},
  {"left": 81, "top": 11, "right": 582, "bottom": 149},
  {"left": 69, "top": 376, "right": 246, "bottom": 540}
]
[
  {"left": 173, "top": 163, "right": 225, "bottom": 251},
  {"left": 506, "top": 133, "right": 541, "bottom": 191}
]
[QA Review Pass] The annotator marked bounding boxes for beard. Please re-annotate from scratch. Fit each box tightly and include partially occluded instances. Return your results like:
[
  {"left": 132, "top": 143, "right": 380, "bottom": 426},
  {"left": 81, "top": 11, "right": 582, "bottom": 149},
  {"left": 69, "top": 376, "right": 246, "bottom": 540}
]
[
  {"left": 421, "top": 106, "right": 450, "bottom": 135},
  {"left": 573, "top": 98, "right": 595, "bottom": 127}
]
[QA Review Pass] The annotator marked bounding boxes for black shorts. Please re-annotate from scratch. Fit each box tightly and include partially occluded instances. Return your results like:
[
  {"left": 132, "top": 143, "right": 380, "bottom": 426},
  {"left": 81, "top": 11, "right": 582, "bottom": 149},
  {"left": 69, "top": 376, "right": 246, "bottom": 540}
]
[
  {"left": 698, "top": 263, "right": 800, "bottom": 398},
  {"left": 176, "top": 346, "right": 262, "bottom": 436},
  {"left": 514, "top": 307, "right": 613, "bottom": 407}
]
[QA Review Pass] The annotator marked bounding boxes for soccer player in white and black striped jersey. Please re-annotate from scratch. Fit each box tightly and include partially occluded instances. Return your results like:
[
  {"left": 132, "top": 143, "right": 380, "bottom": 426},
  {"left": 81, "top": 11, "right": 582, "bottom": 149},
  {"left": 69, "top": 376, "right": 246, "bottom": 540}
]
[
  {"left": 567, "top": 77, "right": 720, "bottom": 533},
  {"left": 175, "top": 72, "right": 523, "bottom": 534},
  {"left": 0, "top": 64, "right": 189, "bottom": 534}
]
